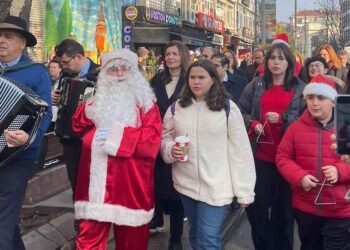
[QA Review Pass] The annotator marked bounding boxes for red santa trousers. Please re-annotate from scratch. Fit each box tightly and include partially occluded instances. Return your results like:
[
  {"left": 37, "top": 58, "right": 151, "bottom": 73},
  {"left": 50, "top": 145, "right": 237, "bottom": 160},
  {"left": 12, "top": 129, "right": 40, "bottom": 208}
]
[{"left": 76, "top": 219, "right": 149, "bottom": 250}]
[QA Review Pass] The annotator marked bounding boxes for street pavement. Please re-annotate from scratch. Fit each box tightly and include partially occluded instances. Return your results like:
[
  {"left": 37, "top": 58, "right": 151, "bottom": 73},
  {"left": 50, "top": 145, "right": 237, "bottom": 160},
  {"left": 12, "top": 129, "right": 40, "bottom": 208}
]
[
  {"left": 21, "top": 181, "right": 300, "bottom": 250},
  {"left": 22, "top": 188, "right": 256, "bottom": 250}
]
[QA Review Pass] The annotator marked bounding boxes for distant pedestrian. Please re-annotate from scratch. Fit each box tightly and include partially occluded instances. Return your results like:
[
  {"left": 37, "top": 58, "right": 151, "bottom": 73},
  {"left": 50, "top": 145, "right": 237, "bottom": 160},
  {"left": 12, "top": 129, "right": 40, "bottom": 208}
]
[{"left": 316, "top": 43, "right": 348, "bottom": 82}]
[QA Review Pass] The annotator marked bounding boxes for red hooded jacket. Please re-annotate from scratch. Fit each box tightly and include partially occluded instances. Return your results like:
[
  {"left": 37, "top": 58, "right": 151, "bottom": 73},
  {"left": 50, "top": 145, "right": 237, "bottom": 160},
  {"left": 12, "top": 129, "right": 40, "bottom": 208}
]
[{"left": 276, "top": 111, "right": 350, "bottom": 218}]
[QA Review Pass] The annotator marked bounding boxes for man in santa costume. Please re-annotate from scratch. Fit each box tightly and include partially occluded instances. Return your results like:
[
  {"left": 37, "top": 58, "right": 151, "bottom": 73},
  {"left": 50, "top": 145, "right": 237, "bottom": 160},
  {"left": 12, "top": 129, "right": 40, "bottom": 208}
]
[{"left": 71, "top": 48, "right": 162, "bottom": 250}]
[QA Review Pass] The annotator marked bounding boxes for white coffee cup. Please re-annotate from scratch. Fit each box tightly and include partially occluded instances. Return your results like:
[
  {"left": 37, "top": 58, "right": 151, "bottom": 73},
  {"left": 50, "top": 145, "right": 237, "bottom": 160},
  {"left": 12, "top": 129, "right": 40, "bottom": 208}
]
[{"left": 175, "top": 135, "right": 190, "bottom": 162}]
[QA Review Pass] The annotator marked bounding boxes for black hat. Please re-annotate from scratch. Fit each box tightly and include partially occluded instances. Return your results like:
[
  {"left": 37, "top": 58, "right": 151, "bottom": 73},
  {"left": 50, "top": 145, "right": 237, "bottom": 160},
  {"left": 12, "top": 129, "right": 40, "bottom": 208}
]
[{"left": 0, "top": 15, "right": 37, "bottom": 47}]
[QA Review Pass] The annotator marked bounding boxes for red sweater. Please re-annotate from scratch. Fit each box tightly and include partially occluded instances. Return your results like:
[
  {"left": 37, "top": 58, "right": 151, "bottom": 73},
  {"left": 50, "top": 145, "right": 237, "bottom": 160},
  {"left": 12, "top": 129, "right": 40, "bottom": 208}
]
[
  {"left": 276, "top": 111, "right": 350, "bottom": 218},
  {"left": 251, "top": 85, "right": 294, "bottom": 163}
]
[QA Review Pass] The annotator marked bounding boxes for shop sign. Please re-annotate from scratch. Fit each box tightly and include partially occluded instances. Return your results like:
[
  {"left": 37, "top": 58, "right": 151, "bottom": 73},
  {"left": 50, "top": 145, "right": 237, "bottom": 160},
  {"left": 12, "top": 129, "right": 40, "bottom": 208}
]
[
  {"left": 122, "top": 24, "right": 132, "bottom": 49},
  {"left": 125, "top": 6, "right": 138, "bottom": 21},
  {"left": 212, "top": 34, "right": 223, "bottom": 46},
  {"left": 147, "top": 8, "right": 179, "bottom": 26},
  {"left": 196, "top": 12, "right": 224, "bottom": 33}
]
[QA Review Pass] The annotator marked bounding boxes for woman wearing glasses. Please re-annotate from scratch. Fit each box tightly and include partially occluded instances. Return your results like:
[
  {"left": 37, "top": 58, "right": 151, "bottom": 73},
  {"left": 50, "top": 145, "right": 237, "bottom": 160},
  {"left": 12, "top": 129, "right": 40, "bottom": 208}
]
[
  {"left": 238, "top": 43, "right": 306, "bottom": 250},
  {"left": 305, "top": 56, "right": 346, "bottom": 93}
]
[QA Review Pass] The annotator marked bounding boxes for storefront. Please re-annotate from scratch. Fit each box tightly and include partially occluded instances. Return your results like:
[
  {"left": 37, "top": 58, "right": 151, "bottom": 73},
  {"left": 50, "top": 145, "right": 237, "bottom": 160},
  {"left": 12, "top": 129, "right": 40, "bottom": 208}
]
[
  {"left": 122, "top": 6, "right": 181, "bottom": 49},
  {"left": 195, "top": 12, "right": 225, "bottom": 49}
]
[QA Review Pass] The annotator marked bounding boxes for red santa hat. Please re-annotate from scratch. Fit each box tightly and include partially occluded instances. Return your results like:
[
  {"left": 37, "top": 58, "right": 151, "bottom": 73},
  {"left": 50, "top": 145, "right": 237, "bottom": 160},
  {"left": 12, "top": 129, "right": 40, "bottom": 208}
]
[
  {"left": 303, "top": 74, "right": 337, "bottom": 101},
  {"left": 101, "top": 48, "right": 138, "bottom": 69},
  {"left": 272, "top": 33, "right": 289, "bottom": 47}
]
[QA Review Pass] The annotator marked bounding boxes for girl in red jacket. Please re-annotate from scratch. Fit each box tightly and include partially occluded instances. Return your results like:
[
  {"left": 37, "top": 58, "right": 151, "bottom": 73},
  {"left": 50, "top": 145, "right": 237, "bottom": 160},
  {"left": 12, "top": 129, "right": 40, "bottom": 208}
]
[{"left": 276, "top": 74, "right": 350, "bottom": 250}]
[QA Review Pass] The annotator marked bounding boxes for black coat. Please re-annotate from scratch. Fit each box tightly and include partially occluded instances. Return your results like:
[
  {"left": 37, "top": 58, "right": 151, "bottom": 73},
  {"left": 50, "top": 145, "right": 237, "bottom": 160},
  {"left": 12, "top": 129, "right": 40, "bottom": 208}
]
[
  {"left": 224, "top": 71, "right": 248, "bottom": 104},
  {"left": 150, "top": 70, "right": 186, "bottom": 200}
]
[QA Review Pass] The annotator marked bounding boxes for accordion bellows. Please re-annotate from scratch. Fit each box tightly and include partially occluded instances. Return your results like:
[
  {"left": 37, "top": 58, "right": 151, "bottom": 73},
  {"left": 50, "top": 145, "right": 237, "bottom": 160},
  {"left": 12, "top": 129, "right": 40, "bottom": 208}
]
[{"left": 0, "top": 76, "right": 48, "bottom": 167}]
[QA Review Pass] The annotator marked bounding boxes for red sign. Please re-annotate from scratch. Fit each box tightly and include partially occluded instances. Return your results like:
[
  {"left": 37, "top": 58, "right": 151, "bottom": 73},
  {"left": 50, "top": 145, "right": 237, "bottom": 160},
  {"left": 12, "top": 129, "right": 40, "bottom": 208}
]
[{"left": 196, "top": 12, "right": 224, "bottom": 33}]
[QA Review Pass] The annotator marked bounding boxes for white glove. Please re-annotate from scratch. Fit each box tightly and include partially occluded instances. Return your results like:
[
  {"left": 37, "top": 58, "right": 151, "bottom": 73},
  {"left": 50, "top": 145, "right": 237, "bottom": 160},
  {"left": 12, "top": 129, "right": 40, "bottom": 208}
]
[{"left": 95, "top": 128, "right": 109, "bottom": 145}]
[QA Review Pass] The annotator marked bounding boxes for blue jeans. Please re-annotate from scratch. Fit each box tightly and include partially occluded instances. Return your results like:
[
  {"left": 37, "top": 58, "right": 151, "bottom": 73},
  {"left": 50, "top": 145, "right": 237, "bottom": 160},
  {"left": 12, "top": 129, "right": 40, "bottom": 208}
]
[{"left": 180, "top": 194, "right": 230, "bottom": 250}]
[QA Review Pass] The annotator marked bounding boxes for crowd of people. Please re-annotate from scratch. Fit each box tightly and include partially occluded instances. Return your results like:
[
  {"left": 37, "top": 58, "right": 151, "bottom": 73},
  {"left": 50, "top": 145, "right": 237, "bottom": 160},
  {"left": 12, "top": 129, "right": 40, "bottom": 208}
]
[{"left": 0, "top": 15, "right": 350, "bottom": 250}]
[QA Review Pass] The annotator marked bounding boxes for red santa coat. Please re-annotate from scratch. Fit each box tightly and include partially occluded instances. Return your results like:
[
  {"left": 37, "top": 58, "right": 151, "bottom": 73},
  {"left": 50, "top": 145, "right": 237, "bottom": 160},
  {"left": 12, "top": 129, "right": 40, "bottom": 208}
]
[{"left": 72, "top": 102, "right": 162, "bottom": 226}]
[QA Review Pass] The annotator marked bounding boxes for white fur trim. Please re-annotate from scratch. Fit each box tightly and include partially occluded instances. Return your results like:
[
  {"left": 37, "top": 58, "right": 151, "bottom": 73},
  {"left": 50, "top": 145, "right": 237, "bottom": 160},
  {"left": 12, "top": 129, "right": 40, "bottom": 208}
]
[
  {"left": 75, "top": 201, "right": 154, "bottom": 226},
  {"left": 271, "top": 39, "right": 289, "bottom": 47},
  {"left": 104, "top": 123, "right": 125, "bottom": 156},
  {"left": 303, "top": 83, "right": 337, "bottom": 100},
  {"left": 89, "top": 137, "right": 109, "bottom": 203}
]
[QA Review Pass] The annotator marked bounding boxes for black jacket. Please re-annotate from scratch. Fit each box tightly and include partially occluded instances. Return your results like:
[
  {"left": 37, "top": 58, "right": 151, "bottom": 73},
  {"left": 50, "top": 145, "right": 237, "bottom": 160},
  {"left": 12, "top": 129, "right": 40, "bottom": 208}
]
[
  {"left": 224, "top": 71, "right": 248, "bottom": 104},
  {"left": 150, "top": 70, "right": 185, "bottom": 200}
]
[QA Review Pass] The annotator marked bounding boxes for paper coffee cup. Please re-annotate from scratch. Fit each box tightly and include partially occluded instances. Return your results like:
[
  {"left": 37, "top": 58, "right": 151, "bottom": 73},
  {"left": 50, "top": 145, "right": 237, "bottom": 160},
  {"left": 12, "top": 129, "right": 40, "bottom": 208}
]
[{"left": 175, "top": 135, "right": 189, "bottom": 162}]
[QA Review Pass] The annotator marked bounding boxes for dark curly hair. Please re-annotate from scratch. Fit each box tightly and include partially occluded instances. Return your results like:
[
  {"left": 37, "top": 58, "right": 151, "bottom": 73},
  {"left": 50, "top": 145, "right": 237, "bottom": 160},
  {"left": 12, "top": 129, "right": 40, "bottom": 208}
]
[{"left": 178, "top": 59, "right": 229, "bottom": 111}]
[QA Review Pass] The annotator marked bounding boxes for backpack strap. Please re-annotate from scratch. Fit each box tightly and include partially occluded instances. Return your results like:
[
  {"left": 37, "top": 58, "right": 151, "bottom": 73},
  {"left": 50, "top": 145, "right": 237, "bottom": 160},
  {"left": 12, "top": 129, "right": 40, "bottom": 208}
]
[{"left": 170, "top": 101, "right": 176, "bottom": 116}]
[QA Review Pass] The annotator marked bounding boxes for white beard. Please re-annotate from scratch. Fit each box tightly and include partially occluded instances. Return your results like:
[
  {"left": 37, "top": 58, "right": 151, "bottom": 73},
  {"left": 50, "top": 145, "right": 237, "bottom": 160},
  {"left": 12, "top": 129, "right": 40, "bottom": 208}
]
[{"left": 85, "top": 68, "right": 155, "bottom": 129}]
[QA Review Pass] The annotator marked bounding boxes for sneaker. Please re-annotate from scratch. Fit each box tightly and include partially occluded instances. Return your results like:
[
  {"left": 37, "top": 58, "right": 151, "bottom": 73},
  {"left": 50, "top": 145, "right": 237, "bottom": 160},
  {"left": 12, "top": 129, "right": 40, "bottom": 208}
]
[
  {"left": 149, "top": 225, "right": 166, "bottom": 234},
  {"left": 149, "top": 214, "right": 165, "bottom": 234},
  {"left": 168, "top": 241, "right": 183, "bottom": 250}
]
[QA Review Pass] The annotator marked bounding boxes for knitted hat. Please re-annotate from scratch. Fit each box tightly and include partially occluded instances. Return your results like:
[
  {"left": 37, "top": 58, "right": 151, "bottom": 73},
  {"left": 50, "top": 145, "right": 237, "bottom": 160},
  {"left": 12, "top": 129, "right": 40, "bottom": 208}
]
[
  {"left": 272, "top": 33, "right": 289, "bottom": 47},
  {"left": 303, "top": 74, "right": 337, "bottom": 101},
  {"left": 101, "top": 48, "right": 138, "bottom": 69}
]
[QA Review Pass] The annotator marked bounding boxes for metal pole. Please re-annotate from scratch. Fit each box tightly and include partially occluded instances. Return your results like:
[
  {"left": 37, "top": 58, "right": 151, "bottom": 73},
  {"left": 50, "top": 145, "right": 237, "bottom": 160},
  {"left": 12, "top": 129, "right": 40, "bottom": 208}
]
[
  {"left": 262, "top": 0, "right": 266, "bottom": 44},
  {"left": 254, "top": 0, "right": 258, "bottom": 48},
  {"left": 294, "top": 0, "right": 297, "bottom": 49}
]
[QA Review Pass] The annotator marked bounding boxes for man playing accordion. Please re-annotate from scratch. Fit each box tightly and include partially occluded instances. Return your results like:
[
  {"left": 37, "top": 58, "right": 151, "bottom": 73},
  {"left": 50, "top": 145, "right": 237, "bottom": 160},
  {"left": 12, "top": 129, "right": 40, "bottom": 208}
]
[
  {"left": 52, "top": 39, "right": 99, "bottom": 196},
  {"left": 0, "top": 16, "right": 52, "bottom": 249}
]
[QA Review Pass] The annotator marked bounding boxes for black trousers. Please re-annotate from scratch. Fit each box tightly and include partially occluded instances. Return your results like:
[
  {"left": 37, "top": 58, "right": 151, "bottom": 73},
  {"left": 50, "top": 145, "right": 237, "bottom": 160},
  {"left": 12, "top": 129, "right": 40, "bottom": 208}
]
[
  {"left": 296, "top": 210, "right": 350, "bottom": 250},
  {"left": 152, "top": 198, "right": 184, "bottom": 243},
  {"left": 246, "top": 159, "right": 294, "bottom": 250},
  {"left": 62, "top": 140, "right": 82, "bottom": 194},
  {"left": 0, "top": 160, "right": 36, "bottom": 250}
]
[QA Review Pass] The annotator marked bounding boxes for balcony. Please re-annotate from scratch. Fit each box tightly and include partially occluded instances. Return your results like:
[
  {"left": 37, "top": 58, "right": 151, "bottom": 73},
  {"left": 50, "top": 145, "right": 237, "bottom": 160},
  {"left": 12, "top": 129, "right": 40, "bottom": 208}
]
[{"left": 138, "top": 0, "right": 179, "bottom": 16}]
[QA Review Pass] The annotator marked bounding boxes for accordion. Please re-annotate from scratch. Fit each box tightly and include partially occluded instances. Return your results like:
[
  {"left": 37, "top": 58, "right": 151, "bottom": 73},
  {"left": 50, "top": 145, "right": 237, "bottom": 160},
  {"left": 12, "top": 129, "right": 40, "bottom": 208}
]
[
  {"left": 55, "top": 77, "right": 95, "bottom": 139},
  {"left": 0, "top": 77, "right": 48, "bottom": 167}
]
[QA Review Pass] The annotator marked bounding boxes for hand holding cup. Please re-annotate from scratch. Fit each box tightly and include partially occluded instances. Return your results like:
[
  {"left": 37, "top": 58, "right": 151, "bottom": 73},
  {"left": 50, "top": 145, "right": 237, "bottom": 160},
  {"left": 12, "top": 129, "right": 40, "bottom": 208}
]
[{"left": 174, "top": 135, "right": 189, "bottom": 163}]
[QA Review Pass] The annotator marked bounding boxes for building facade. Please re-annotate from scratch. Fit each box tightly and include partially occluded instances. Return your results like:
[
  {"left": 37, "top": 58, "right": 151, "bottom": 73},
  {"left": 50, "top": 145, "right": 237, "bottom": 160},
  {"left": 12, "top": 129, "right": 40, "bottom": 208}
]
[
  {"left": 341, "top": 0, "right": 350, "bottom": 46},
  {"left": 290, "top": 10, "right": 328, "bottom": 57}
]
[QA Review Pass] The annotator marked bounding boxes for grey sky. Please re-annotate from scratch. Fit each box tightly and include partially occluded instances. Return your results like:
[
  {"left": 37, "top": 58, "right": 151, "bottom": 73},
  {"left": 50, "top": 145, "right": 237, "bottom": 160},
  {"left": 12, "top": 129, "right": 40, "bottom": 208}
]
[{"left": 276, "top": 0, "right": 319, "bottom": 22}]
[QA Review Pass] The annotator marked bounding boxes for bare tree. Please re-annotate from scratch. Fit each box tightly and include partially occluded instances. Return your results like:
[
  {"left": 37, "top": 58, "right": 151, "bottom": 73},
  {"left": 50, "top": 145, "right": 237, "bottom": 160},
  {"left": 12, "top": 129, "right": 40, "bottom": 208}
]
[{"left": 317, "top": 0, "right": 343, "bottom": 50}]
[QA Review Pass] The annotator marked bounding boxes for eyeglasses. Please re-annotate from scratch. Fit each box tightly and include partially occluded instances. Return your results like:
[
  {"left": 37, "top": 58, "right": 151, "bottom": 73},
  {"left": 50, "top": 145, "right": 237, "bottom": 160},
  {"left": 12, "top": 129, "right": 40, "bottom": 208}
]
[
  {"left": 308, "top": 63, "right": 324, "bottom": 69},
  {"left": 60, "top": 56, "right": 75, "bottom": 65}
]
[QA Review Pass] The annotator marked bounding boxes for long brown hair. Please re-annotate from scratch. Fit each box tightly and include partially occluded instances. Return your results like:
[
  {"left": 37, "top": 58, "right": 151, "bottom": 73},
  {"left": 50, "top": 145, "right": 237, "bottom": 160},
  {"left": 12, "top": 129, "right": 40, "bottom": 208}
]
[
  {"left": 161, "top": 40, "right": 190, "bottom": 83},
  {"left": 179, "top": 59, "right": 229, "bottom": 111},
  {"left": 316, "top": 43, "right": 342, "bottom": 70}
]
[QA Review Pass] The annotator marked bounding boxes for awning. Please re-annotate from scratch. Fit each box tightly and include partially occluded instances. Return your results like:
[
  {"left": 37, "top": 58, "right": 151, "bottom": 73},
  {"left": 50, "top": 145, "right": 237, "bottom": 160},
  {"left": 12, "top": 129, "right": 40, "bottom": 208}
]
[
  {"left": 132, "top": 27, "right": 170, "bottom": 44},
  {"left": 175, "top": 35, "right": 209, "bottom": 47}
]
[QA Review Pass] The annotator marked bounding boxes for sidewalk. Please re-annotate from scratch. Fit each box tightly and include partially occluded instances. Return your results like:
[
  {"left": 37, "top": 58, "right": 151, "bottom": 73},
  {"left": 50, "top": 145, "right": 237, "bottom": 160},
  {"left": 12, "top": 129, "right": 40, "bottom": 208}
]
[
  {"left": 20, "top": 164, "right": 247, "bottom": 250},
  {"left": 22, "top": 189, "right": 76, "bottom": 250}
]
